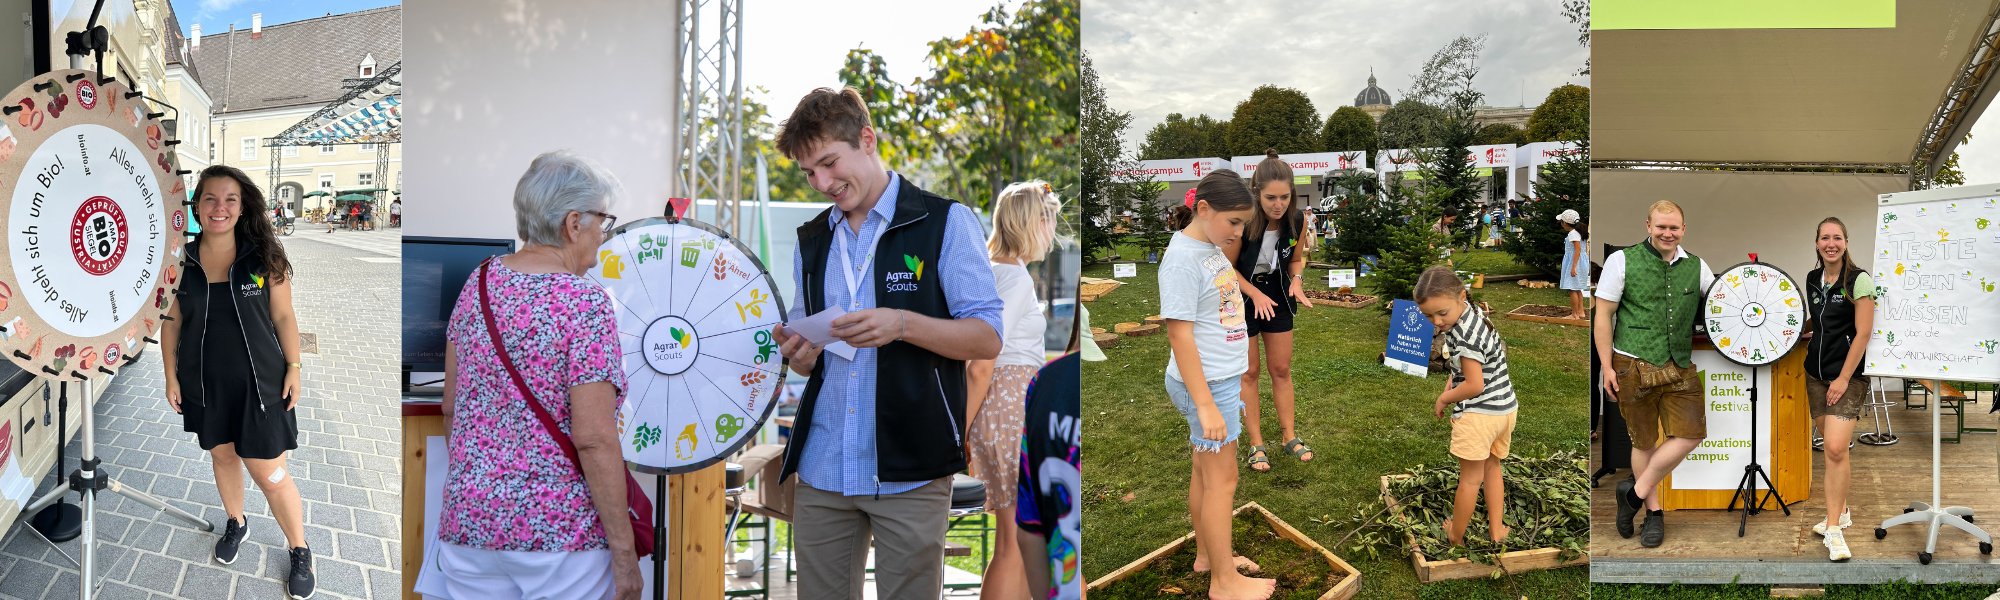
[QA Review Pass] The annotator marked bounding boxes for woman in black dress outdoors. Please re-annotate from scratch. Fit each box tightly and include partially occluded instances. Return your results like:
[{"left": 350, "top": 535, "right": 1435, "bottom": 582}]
[{"left": 159, "top": 165, "right": 315, "bottom": 599}]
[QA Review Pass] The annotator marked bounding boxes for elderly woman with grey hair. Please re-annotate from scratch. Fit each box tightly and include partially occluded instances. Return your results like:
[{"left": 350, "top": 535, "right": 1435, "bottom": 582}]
[{"left": 433, "top": 151, "right": 641, "bottom": 600}]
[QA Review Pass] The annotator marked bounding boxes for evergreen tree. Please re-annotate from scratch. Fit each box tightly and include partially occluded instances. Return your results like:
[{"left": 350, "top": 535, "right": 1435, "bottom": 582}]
[
  {"left": 1416, "top": 75, "right": 1487, "bottom": 251},
  {"left": 1372, "top": 184, "right": 1449, "bottom": 313},
  {"left": 1324, "top": 171, "right": 1394, "bottom": 266}
]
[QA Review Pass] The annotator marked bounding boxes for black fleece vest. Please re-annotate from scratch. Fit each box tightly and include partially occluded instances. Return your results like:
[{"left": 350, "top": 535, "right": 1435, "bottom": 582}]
[
  {"left": 1804, "top": 266, "right": 1864, "bottom": 382},
  {"left": 173, "top": 236, "right": 287, "bottom": 409},
  {"left": 1232, "top": 213, "right": 1301, "bottom": 283},
  {"left": 781, "top": 177, "right": 967, "bottom": 484}
]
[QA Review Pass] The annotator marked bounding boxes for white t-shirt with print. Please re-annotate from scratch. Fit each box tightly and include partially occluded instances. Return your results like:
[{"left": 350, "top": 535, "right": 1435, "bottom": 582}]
[{"left": 1159, "top": 232, "right": 1248, "bottom": 382}]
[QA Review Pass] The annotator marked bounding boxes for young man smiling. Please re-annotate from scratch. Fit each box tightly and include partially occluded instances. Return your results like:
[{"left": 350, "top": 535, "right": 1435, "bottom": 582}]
[
  {"left": 770, "top": 87, "right": 1004, "bottom": 600},
  {"left": 1595, "top": 200, "right": 1715, "bottom": 548}
]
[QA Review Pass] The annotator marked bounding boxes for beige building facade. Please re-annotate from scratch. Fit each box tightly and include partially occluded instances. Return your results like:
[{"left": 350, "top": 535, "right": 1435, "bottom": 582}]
[{"left": 191, "top": 7, "right": 401, "bottom": 221}]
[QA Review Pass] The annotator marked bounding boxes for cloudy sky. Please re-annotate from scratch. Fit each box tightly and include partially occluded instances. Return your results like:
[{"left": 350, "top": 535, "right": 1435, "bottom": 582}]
[
  {"left": 1085, "top": 0, "right": 1589, "bottom": 154},
  {"left": 1956, "top": 112, "right": 2000, "bottom": 184}
]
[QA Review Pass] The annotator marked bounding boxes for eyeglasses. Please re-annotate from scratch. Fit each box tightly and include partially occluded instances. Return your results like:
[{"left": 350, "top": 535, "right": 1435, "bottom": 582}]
[{"left": 583, "top": 210, "right": 618, "bottom": 234}]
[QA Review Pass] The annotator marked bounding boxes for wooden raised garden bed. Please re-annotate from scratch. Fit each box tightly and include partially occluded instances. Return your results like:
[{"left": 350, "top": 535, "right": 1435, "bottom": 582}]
[
  {"left": 1503, "top": 304, "right": 1586, "bottom": 327},
  {"left": 1088, "top": 502, "right": 1360, "bottom": 600},
  {"left": 1303, "top": 290, "right": 1378, "bottom": 309},
  {"left": 1082, "top": 277, "right": 1123, "bottom": 302},
  {"left": 1379, "top": 474, "right": 1588, "bottom": 583}
]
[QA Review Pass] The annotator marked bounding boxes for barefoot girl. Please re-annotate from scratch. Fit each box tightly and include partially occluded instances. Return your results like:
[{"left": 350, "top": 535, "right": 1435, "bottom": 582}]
[
  {"left": 1161, "top": 169, "right": 1274, "bottom": 600},
  {"left": 1414, "top": 265, "right": 1519, "bottom": 546}
]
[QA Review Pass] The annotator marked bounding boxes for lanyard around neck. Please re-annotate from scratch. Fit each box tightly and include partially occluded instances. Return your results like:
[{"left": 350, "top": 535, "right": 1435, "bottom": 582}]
[{"left": 831, "top": 213, "right": 887, "bottom": 309}]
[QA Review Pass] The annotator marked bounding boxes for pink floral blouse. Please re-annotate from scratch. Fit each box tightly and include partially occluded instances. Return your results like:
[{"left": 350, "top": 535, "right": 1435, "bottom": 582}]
[{"left": 440, "top": 259, "right": 628, "bottom": 552}]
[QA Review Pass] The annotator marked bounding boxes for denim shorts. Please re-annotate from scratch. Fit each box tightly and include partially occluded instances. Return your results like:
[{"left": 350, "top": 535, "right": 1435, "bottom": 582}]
[{"left": 1165, "top": 374, "right": 1244, "bottom": 453}]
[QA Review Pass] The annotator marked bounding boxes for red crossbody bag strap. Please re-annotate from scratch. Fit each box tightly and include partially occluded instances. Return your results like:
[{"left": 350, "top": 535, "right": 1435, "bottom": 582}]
[{"left": 477, "top": 259, "right": 585, "bottom": 469}]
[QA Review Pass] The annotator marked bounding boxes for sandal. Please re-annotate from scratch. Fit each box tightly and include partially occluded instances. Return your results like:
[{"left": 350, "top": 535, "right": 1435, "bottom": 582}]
[
  {"left": 1283, "top": 438, "right": 1314, "bottom": 462},
  {"left": 1246, "top": 446, "right": 1271, "bottom": 472}
]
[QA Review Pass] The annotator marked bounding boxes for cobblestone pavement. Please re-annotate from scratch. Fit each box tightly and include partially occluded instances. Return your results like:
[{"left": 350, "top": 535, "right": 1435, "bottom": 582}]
[{"left": 0, "top": 230, "right": 403, "bottom": 599}]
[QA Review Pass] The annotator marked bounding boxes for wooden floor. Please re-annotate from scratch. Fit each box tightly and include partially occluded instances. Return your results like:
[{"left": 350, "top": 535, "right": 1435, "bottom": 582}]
[{"left": 1590, "top": 393, "right": 1999, "bottom": 569}]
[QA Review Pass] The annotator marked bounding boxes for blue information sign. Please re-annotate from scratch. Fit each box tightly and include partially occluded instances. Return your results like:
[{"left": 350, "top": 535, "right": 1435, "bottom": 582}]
[{"left": 1383, "top": 298, "right": 1435, "bottom": 377}]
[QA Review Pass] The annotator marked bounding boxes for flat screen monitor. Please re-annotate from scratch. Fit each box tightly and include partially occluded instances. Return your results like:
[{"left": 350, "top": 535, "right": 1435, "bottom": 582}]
[{"left": 403, "top": 236, "right": 516, "bottom": 374}]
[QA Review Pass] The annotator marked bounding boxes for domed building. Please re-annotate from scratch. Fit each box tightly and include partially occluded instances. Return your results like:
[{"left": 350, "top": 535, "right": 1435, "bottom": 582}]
[{"left": 1355, "top": 70, "right": 1392, "bottom": 120}]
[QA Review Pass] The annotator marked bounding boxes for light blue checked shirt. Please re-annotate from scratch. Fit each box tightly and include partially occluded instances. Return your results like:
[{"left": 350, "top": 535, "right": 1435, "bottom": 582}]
[{"left": 791, "top": 172, "right": 1005, "bottom": 496}]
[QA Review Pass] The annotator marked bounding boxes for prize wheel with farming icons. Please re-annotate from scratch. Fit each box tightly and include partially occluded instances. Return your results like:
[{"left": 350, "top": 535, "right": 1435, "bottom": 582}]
[
  {"left": 1704, "top": 262, "right": 1806, "bottom": 367},
  {"left": 586, "top": 217, "right": 787, "bottom": 474},
  {"left": 0, "top": 70, "right": 185, "bottom": 379}
]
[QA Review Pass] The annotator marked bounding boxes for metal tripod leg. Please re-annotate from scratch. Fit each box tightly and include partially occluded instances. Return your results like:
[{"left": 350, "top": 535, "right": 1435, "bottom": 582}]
[{"left": 104, "top": 478, "right": 213, "bottom": 531}]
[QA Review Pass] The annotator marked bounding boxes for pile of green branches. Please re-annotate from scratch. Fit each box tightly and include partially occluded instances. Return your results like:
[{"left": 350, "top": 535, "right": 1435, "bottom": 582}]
[{"left": 1311, "top": 448, "right": 1590, "bottom": 571}]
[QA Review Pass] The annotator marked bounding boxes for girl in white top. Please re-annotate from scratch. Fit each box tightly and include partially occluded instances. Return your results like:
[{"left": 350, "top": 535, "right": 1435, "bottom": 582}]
[
  {"left": 965, "top": 181, "right": 1059, "bottom": 600},
  {"left": 1161, "top": 170, "right": 1272, "bottom": 600}
]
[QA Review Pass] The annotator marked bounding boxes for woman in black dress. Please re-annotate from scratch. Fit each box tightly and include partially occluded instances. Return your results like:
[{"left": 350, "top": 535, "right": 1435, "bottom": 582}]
[{"left": 158, "top": 166, "right": 314, "bottom": 599}]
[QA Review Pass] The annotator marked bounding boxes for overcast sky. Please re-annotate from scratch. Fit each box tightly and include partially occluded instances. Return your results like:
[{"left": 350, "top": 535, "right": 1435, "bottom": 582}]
[{"left": 1085, "top": 0, "right": 1589, "bottom": 155}]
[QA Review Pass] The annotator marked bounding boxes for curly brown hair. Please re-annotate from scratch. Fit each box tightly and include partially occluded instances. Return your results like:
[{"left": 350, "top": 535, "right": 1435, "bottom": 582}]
[
  {"left": 775, "top": 87, "right": 873, "bottom": 161},
  {"left": 193, "top": 165, "right": 293, "bottom": 284}
]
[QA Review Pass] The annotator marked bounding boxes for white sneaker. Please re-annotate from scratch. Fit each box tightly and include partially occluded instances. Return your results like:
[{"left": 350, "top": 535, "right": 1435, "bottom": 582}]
[
  {"left": 1812, "top": 509, "right": 1852, "bottom": 536},
  {"left": 1825, "top": 529, "right": 1852, "bottom": 562}
]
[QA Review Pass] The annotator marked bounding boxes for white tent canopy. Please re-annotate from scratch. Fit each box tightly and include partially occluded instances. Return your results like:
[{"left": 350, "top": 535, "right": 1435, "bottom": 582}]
[{"left": 1594, "top": 1, "right": 1996, "bottom": 167}]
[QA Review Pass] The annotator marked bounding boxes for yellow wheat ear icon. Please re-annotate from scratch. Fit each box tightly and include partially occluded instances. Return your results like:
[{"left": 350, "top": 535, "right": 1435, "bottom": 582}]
[
  {"left": 250, "top": 273, "right": 265, "bottom": 288},
  {"left": 904, "top": 255, "right": 924, "bottom": 280}
]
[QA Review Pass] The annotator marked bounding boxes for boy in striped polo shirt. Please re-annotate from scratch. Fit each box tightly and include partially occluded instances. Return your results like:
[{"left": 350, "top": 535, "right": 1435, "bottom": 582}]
[{"left": 1414, "top": 265, "right": 1519, "bottom": 546}]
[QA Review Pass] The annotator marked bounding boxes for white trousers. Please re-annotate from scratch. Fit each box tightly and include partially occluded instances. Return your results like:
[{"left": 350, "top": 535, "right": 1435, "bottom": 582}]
[{"left": 436, "top": 542, "right": 616, "bottom": 600}]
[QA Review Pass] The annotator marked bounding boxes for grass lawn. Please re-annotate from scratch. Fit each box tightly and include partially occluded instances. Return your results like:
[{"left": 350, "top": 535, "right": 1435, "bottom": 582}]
[
  {"left": 1081, "top": 244, "right": 1590, "bottom": 599},
  {"left": 1592, "top": 581, "right": 2000, "bottom": 599}
]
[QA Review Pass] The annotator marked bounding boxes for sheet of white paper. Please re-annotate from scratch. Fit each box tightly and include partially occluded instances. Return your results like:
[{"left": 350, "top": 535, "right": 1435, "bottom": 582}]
[{"left": 786, "top": 306, "right": 858, "bottom": 360}]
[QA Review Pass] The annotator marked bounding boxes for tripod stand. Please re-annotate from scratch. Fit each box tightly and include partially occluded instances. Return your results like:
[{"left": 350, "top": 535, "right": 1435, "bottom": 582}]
[
  {"left": 1873, "top": 379, "right": 1992, "bottom": 564},
  {"left": 1726, "top": 365, "right": 1788, "bottom": 536},
  {"left": 20, "top": 375, "right": 212, "bottom": 599}
]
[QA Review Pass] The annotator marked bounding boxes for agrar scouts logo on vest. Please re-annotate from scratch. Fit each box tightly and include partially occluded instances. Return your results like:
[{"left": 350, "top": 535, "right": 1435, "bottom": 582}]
[{"left": 886, "top": 255, "right": 924, "bottom": 292}]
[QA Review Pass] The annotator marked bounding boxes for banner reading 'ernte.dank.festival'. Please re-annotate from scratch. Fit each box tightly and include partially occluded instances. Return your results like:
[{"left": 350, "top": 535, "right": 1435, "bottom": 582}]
[{"left": 1867, "top": 194, "right": 2000, "bottom": 383}]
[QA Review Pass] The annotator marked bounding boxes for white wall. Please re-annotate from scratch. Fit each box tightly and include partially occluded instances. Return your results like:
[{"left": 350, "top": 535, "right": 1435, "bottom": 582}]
[
  {"left": 403, "top": 0, "right": 679, "bottom": 242},
  {"left": 1590, "top": 169, "right": 1904, "bottom": 277}
]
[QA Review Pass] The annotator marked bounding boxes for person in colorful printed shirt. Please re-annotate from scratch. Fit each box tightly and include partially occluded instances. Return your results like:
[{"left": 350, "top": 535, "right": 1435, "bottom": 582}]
[
  {"left": 1597, "top": 200, "right": 1715, "bottom": 550},
  {"left": 1018, "top": 349, "right": 1080, "bottom": 600}
]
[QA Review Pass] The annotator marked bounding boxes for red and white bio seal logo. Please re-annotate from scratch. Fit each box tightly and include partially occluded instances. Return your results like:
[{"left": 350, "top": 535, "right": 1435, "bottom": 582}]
[
  {"left": 70, "top": 196, "right": 128, "bottom": 276},
  {"left": 75, "top": 79, "right": 96, "bottom": 110},
  {"left": 170, "top": 209, "right": 185, "bottom": 231},
  {"left": 104, "top": 343, "right": 121, "bottom": 366}
]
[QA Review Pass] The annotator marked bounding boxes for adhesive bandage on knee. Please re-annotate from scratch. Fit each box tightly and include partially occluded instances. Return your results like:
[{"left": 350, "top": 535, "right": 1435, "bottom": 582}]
[{"left": 268, "top": 468, "right": 286, "bottom": 484}]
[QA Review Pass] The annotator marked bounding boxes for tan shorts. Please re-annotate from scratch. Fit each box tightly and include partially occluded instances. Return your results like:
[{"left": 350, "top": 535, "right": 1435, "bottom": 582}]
[
  {"left": 1450, "top": 411, "right": 1517, "bottom": 461},
  {"left": 1612, "top": 354, "right": 1707, "bottom": 450},
  {"left": 1806, "top": 375, "right": 1870, "bottom": 421}
]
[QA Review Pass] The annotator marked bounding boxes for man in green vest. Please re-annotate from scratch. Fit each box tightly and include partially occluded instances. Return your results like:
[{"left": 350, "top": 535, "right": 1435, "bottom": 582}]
[{"left": 1594, "top": 200, "right": 1715, "bottom": 548}]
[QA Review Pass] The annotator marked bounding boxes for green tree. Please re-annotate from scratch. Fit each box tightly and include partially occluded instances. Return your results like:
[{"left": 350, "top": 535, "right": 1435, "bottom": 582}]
[
  {"left": 840, "top": 0, "right": 1078, "bottom": 213},
  {"left": 1527, "top": 84, "right": 1589, "bottom": 143},
  {"left": 1473, "top": 123, "right": 1525, "bottom": 147},
  {"left": 1415, "top": 74, "right": 1487, "bottom": 250},
  {"left": 1080, "top": 50, "right": 1136, "bottom": 262},
  {"left": 1372, "top": 183, "right": 1450, "bottom": 313},
  {"left": 1321, "top": 106, "right": 1379, "bottom": 166},
  {"left": 1139, "top": 113, "right": 1217, "bottom": 160},
  {"left": 1324, "top": 171, "right": 1396, "bottom": 266},
  {"left": 1502, "top": 140, "right": 1588, "bottom": 276},
  {"left": 1204, "top": 119, "right": 1233, "bottom": 160},
  {"left": 1934, "top": 134, "right": 1971, "bottom": 187},
  {"left": 1130, "top": 181, "right": 1175, "bottom": 261},
  {"left": 1225, "top": 85, "right": 1323, "bottom": 157},
  {"left": 1377, "top": 99, "right": 1446, "bottom": 151},
  {"left": 735, "top": 88, "right": 817, "bottom": 203}
]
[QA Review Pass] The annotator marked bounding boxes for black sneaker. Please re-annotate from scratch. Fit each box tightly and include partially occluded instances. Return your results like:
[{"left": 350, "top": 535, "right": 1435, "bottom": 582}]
[
  {"left": 213, "top": 517, "right": 247, "bottom": 565},
  {"left": 288, "top": 546, "right": 316, "bottom": 599},
  {"left": 1615, "top": 478, "right": 1639, "bottom": 538},
  {"left": 1640, "top": 510, "right": 1667, "bottom": 548}
]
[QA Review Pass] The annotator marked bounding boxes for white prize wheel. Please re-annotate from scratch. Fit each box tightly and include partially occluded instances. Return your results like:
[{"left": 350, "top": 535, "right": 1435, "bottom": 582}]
[
  {"left": 587, "top": 217, "right": 786, "bottom": 474},
  {"left": 1704, "top": 262, "right": 1805, "bottom": 367},
  {"left": 0, "top": 70, "right": 185, "bottom": 378}
]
